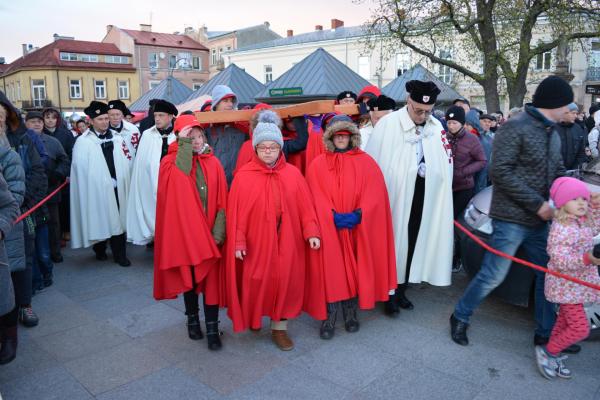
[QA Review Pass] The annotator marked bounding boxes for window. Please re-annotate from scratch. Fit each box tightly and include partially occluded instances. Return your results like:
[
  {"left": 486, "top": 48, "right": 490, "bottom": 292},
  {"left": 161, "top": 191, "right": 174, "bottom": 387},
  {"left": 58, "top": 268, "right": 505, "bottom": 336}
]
[
  {"left": 536, "top": 51, "right": 552, "bottom": 70},
  {"left": 592, "top": 41, "right": 600, "bottom": 66},
  {"left": 437, "top": 49, "right": 453, "bottom": 84},
  {"left": 32, "top": 79, "right": 46, "bottom": 107},
  {"left": 105, "top": 55, "right": 129, "bottom": 64},
  {"left": 178, "top": 52, "right": 192, "bottom": 69},
  {"left": 169, "top": 54, "right": 177, "bottom": 69},
  {"left": 16, "top": 81, "right": 21, "bottom": 101},
  {"left": 60, "top": 52, "right": 77, "bottom": 61},
  {"left": 149, "top": 80, "right": 161, "bottom": 90},
  {"left": 396, "top": 51, "right": 411, "bottom": 76},
  {"left": 193, "top": 83, "right": 202, "bottom": 90},
  {"left": 148, "top": 53, "right": 159, "bottom": 69},
  {"left": 358, "top": 56, "right": 370, "bottom": 79},
  {"left": 94, "top": 80, "right": 106, "bottom": 99},
  {"left": 192, "top": 56, "right": 201, "bottom": 70},
  {"left": 69, "top": 79, "right": 82, "bottom": 99},
  {"left": 264, "top": 65, "right": 273, "bottom": 84},
  {"left": 118, "top": 80, "right": 129, "bottom": 99},
  {"left": 59, "top": 52, "right": 98, "bottom": 62},
  {"left": 211, "top": 49, "right": 217, "bottom": 65}
]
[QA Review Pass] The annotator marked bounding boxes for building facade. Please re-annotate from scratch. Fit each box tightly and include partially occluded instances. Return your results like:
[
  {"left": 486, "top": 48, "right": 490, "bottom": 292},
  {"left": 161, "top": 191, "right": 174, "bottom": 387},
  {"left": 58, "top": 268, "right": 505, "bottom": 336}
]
[
  {"left": 0, "top": 38, "right": 139, "bottom": 112},
  {"left": 103, "top": 24, "right": 210, "bottom": 92},
  {"left": 227, "top": 19, "right": 600, "bottom": 112}
]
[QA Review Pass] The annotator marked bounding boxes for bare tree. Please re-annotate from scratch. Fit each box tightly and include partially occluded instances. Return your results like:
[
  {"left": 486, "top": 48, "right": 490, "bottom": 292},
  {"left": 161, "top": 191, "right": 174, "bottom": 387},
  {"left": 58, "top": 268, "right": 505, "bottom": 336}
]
[{"left": 361, "top": 0, "right": 600, "bottom": 111}]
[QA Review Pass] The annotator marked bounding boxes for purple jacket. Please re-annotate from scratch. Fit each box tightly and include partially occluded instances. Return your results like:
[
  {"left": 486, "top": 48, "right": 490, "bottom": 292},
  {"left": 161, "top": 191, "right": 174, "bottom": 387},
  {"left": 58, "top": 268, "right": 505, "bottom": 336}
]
[{"left": 449, "top": 128, "right": 487, "bottom": 191}]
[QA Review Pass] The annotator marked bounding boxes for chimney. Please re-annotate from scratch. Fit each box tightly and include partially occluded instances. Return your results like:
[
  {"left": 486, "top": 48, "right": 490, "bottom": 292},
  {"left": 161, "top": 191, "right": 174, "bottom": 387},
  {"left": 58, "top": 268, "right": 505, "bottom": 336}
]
[
  {"left": 140, "top": 24, "right": 152, "bottom": 32},
  {"left": 0, "top": 57, "right": 5, "bottom": 65},
  {"left": 287, "top": 29, "right": 294, "bottom": 37},
  {"left": 331, "top": 19, "right": 344, "bottom": 30},
  {"left": 106, "top": 24, "right": 113, "bottom": 33},
  {"left": 315, "top": 25, "right": 323, "bottom": 31},
  {"left": 21, "top": 44, "right": 28, "bottom": 56},
  {"left": 184, "top": 26, "right": 194, "bottom": 35},
  {"left": 264, "top": 21, "right": 270, "bottom": 28}
]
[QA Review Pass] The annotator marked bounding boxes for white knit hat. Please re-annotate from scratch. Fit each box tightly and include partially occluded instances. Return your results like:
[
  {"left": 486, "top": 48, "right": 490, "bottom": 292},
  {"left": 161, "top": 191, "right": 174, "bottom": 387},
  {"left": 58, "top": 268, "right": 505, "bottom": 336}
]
[{"left": 252, "top": 110, "right": 283, "bottom": 148}]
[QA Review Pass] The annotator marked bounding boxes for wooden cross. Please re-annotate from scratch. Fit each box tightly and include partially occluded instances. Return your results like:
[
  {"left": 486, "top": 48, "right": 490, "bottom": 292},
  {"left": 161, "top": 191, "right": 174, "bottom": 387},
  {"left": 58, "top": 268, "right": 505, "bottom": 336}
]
[{"left": 193, "top": 100, "right": 360, "bottom": 124}]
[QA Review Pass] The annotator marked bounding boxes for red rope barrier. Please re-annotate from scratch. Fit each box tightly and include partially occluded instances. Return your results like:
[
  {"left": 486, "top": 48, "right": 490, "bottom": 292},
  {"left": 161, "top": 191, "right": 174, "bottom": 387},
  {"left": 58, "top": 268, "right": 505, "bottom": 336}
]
[
  {"left": 454, "top": 220, "right": 600, "bottom": 291},
  {"left": 16, "top": 179, "right": 69, "bottom": 223}
]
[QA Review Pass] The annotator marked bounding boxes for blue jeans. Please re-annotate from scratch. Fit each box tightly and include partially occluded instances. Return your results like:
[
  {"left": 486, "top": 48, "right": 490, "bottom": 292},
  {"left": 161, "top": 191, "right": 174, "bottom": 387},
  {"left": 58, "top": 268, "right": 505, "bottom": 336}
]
[
  {"left": 454, "top": 219, "right": 556, "bottom": 337},
  {"left": 32, "top": 223, "right": 53, "bottom": 289}
]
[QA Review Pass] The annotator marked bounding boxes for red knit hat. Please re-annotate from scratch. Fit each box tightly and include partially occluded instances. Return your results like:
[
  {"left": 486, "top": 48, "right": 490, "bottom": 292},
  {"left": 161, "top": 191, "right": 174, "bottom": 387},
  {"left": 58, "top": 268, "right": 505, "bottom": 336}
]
[{"left": 174, "top": 114, "right": 202, "bottom": 134}]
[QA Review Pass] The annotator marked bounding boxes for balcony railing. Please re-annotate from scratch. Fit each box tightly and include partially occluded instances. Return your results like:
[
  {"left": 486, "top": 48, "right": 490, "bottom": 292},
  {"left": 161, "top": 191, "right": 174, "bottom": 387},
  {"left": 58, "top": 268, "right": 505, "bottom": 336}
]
[
  {"left": 587, "top": 67, "right": 600, "bottom": 81},
  {"left": 21, "top": 100, "right": 53, "bottom": 110}
]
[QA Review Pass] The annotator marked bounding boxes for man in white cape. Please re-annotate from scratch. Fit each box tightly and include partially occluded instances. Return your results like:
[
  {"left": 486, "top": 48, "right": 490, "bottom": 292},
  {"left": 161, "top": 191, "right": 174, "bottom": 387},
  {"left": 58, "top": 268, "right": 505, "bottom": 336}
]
[
  {"left": 366, "top": 80, "right": 453, "bottom": 315},
  {"left": 70, "top": 101, "right": 132, "bottom": 266},
  {"left": 108, "top": 99, "right": 140, "bottom": 161},
  {"left": 126, "top": 99, "right": 177, "bottom": 245}
]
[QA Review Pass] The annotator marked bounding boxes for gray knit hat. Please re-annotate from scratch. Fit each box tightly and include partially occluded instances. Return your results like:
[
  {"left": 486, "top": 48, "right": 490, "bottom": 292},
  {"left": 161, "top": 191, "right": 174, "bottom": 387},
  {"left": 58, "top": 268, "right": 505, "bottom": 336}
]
[{"left": 252, "top": 110, "right": 283, "bottom": 148}]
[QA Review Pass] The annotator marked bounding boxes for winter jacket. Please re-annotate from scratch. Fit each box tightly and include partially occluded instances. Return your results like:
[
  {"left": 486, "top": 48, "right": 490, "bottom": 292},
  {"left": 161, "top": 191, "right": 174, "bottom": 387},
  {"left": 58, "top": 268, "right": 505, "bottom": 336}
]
[
  {"left": 40, "top": 133, "right": 70, "bottom": 204},
  {"left": 555, "top": 122, "right": 588, "bottom": 170},
  {"left": 43, "top": 125, "right": 75, "bottom": 161},
  {"left": 474, "top": 131, "right": 494, "bottom": 194},
  {"left": 205, "top": 124, "right": 248, "bottom": 186},
  {"left": 0, "top": 165, "right": 22, "bottom": 315},
  {"left": 0, "top": 147, "right": 26, "bottom": 274},
  {"left": 490, "top": 104, "right": 565, "bottom": 227},
  {"left": 588, "top": 126, "right": 600, "bottom": 158},
  {"left": 448, "top": 128, "right": 486, "bottom": 191},
  {"left": 545, "top": 210, "right": 600, "bottom": 304}
]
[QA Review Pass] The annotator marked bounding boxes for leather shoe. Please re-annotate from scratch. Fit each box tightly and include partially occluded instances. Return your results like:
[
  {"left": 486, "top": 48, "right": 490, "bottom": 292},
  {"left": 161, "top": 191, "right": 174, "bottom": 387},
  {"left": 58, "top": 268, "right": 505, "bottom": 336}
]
[
  {"left": 450, "top": 314, "right": 469, "bottom": 346},
  {"left": 384, "top": 299, "right": 400, "bottom": 317},
  {"left": 115, "top": 258, "right": 131, "bottom": 267},
  {"left": 271, "top": 329, "right": 294, "bottom": 351},
  {"left": 95, "top": 251, "right": 108, "bottom": 261},
  {"left": 534, "top": 334, "right": 580, "bottom": 354},
  {"left": 396, "top": 294, "right": 414, "bottom": 310},
  {"left": 51, "top": 254, "right": 63, "bottom": 263}
]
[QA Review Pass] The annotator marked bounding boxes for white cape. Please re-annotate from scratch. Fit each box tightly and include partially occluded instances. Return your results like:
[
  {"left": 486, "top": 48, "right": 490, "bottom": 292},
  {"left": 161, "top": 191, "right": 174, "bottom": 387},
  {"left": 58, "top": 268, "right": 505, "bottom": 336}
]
[
  {"left": 112, "top": 120, "right": 140, "bottom": 161},
  {"left": 365, "top": 106, "right": 454, "bottom": 286},
  {"left": 126, "top": 126, "right": 175, "bottom": 245},
  {"left": 70, "top": 129, "right": 132, "bottom": 249}
]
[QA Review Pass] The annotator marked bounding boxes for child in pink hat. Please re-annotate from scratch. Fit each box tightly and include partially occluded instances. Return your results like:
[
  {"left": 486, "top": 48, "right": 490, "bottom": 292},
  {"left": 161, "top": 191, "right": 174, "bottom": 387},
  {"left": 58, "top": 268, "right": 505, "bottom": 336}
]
[{"left": 535, "top": 177, "right": 600, "bottom": 380}]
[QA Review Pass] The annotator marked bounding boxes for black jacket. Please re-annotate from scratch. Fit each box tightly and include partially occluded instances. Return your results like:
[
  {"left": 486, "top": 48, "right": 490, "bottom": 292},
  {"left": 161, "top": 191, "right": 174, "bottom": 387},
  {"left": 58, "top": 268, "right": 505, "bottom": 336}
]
[
  {"left": 43, "top": 125, "right": 75, "bottom": 161},
  {"left": 555, "top": 122, "right": 588, "bottom": 171},
  {"left": 490, "top": 104, "right": 565, "bottom": 227},
  {"left": 40, "top": 134, "right": 70, "bottom": 204}
]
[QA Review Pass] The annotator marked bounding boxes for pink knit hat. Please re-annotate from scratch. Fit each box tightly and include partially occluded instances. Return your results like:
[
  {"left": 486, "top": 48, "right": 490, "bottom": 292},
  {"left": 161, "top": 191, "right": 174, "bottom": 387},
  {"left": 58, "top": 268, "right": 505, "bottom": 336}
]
[{"left": 549, "top": 177, "right": 590, "bottom": 209}]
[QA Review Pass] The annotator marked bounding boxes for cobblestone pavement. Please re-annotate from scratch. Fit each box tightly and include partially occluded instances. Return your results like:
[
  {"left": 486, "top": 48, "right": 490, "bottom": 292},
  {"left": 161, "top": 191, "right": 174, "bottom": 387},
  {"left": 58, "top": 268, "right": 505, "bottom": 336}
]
[{"left": 1, "top": 245, "right": 599, "bottom": 399}]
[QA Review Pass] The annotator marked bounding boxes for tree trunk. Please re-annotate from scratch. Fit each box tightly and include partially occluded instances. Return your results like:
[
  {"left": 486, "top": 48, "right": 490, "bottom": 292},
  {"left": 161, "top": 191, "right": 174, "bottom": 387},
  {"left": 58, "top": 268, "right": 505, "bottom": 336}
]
[
  {"left": 482, "top": 77, "right": 501, "bottom": 114},
  {"left": 506, "top": 71, "right": 529, "bottom": 108}
]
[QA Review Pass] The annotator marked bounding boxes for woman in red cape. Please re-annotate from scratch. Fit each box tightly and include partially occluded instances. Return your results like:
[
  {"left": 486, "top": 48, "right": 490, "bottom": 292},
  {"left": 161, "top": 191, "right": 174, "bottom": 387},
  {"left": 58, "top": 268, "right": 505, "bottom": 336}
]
[
  {"left": 154, "top": 114, "right": 228, "bottom": 351},
  {"left": 306, "top": 114, "right": 398, "bottom": 340},
  {"left": 226, "top": 110, "right": 323, "bottom": 351}
]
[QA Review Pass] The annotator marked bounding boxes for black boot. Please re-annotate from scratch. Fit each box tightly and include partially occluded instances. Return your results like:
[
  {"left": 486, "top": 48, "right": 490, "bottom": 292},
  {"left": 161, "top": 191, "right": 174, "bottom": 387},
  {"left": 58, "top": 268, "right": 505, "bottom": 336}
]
[
  {"left": 186, "top": 314, "right": 203, "bottom": 340},
  {"left": 319, "top": 303, "right": 338, "bottom": 340},
  {"left": 396, "top": 284, "right": 414, "bottom": 310},
  {"left": 384, "top": 293, "right": 400, "bottom": 317},
  {"left": 450, "top": 314, "right": 469, "bottom": 346},
  {"left": 205, "top": 321, "right": 222, "bottom": 351},
  {"left": 342, "top": 298, "right": 360, "bottom": 333},
  {"left": 0, "top": 325, "right": 18, "bottom": 365}
]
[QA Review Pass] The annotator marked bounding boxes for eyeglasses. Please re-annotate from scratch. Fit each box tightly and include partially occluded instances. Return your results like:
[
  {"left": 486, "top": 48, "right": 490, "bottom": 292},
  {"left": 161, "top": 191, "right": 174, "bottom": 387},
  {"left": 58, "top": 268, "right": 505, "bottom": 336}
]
[
  {"left": 256, "top": 144, "right": 281, "bottom": 153},
  {"left": 409, "top": 102, "right": 433, "bottom": 117}
]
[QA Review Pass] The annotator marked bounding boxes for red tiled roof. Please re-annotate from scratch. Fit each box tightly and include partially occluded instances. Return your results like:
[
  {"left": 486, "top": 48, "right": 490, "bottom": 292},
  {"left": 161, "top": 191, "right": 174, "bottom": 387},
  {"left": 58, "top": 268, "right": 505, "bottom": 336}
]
[
  {"left": 121, "top": 29, "right": 208, "bottom": 51},
  {"left": 0, "top": 64, "right": 10, "bottom": 73},
  {"left": 2, "top": 39, "right": 134, "bottom": 76}
]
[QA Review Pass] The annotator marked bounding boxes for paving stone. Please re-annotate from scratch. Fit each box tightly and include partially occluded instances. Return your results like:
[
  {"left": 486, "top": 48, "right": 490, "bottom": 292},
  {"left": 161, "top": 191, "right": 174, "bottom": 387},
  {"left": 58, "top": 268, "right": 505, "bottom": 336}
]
[
  {"left": 0, "top": 366, "right": 93, "bottom": 400},
  {"left": 80, "top": 288, "right": 155, "bottom": 320},
  {"left": 291, "top": 333, "right": 398, "bottom": 390},
  {"left": 95, "top": 367, "right": 218, "bottom": 400},
  {"left": 108, "top": 302, "right": 184, "bottom": 338},
  {"left": 226, "top": 362, "right": 350, "bottom": 400},
  {"left": 33, "top": 319, "right": 133, "bottom": 362},
  {"left": 0, "top": 335, "right": 59, "bottom": 384},
  {"left": 21, "top": 303, "right": 98, "bottom": 339},
  {"left": 64, "top": 342, "right": 171, "bottom": 395}
]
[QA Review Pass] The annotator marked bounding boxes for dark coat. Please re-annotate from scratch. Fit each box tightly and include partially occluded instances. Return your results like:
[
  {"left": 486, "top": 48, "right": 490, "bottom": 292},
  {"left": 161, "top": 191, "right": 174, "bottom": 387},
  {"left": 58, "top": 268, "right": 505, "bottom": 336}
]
[
  {"left": 205, "top": 124, "right": 248, "bottom": 186},
  {"left": 448, "top": 128, "right": 487, "bottom": 191},
  {"left": 0, "top": 147, "right": 26, "bottom": 273},
  {"left": 555, "top": 122, "right": 588, "bottom": 170},
  {"left": 40, "top": 134, "right": 70, "bottom": 204},
  {"left": 0, "top": 163, "right": 22, "bottom": 315},
  {"left": 43, "top": 125, "right": 75, "bottom": 161},
  {"left": 490, "top": 104, "right": 565, "bottom": 227}
]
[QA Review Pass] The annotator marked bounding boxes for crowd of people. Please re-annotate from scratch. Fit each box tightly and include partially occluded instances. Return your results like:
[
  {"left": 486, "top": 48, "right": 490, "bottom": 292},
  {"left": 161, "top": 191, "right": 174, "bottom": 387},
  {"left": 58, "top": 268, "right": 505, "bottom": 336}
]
[{"left": 0, "top": 74, "right": 599, "bottom": 382}]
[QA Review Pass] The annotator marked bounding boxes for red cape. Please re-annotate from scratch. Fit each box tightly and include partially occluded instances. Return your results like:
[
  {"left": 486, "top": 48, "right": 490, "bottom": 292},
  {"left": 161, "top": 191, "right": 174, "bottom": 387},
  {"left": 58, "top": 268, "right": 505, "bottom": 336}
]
[
  {"left": 154, "top": 142, "right": 228, "bottom": 305},
  {"left": 304, "top": 120, "right": 325, "bottom": 172},
  {"left": 225, "top": 153, "right": 324, "bottom": 332},
  {"left": 234, "top": 129, "right": 306, "bottom": 175},
  {"left": 306, "top": 149, "right": 397, "bottom": 310}
]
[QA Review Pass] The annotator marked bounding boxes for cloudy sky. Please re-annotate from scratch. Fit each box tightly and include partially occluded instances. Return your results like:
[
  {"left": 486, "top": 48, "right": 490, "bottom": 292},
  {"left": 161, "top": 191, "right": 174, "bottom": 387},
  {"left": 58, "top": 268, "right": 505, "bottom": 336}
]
[{"left": 0, "top": 0, "right": 374, "bottom": 63}]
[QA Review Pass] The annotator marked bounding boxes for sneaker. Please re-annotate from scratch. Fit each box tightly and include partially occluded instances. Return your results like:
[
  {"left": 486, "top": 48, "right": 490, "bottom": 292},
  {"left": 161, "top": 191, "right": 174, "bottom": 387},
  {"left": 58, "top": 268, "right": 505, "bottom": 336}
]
[
  {"left": 555, "top": 355, "right": 572, "bottom": 379},
  {"left": 19, "top": 306, "right": 39, "bottom": 327},
  {"left": 535, "top": 345, "right": 557, "bottom": 380}
]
